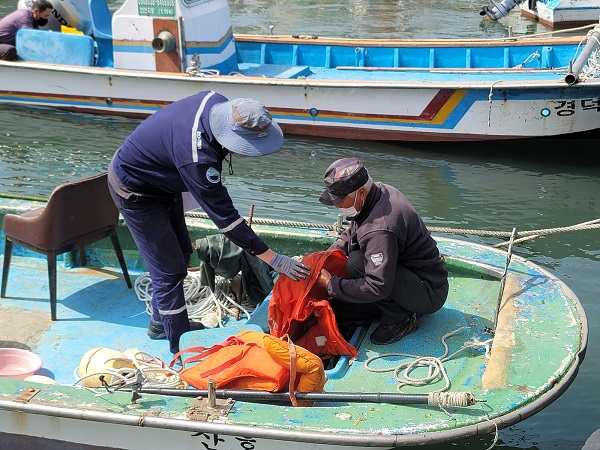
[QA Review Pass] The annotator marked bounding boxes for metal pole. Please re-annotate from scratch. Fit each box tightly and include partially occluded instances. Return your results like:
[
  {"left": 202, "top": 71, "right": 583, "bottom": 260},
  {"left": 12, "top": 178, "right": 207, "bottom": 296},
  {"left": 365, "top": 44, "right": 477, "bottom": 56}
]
[
  {"left": 138, "top": 388, "right": 477, "bottom": 406},
  {"left": 565, "top": 25, "right": 600, "bottom": 85}
]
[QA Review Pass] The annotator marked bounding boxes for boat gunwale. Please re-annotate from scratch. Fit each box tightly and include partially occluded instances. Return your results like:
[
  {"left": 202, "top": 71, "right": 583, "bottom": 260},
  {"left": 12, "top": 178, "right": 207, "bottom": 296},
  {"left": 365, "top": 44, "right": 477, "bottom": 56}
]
[
  {"left": 0, "top": 60, "right": 591, "bottom": 90},
  {"left": 233, "top": 33, "right": 590, "bottom": 48}
]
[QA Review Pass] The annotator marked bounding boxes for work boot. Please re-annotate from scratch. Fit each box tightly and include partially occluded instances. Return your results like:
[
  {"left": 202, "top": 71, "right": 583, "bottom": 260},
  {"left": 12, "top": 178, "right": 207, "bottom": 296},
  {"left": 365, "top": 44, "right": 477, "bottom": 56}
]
[
  {"left": 147, "top": 318, "right": 205, "bottom": 340},
  {"left": 370, "top": 313, "right": 419, "bottom": 345}
]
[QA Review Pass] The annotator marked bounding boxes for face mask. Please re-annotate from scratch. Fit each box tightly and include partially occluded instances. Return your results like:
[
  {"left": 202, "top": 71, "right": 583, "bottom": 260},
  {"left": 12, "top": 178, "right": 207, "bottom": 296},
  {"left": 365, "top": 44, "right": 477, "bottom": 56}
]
[
  {"left": 35, "top": 18, "right": 48, "bottom": 27},
  {"left": 338, "top": 192, "right": 359, "bottom": 218}
]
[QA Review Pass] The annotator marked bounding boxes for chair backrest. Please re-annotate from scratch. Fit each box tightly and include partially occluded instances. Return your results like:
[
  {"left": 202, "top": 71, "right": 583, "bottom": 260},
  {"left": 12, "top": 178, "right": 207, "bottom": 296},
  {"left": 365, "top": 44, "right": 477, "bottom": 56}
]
[{"left": 43, "top": 172, "right": 118, "bottom": 249}]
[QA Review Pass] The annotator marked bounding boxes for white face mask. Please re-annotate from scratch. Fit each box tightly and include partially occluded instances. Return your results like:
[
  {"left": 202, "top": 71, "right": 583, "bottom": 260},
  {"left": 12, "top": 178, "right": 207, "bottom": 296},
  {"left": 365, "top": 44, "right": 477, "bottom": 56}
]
[{"left": 338, "top": 192, "right": 359, "bottom": 218}]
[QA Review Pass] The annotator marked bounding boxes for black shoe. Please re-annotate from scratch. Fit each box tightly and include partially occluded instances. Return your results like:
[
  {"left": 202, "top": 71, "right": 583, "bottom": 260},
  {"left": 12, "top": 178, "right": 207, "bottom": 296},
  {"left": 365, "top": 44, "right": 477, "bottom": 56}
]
[
  {"left": 147, "top": 319, "right": 205, "bottom": 340},
  {"left": 370, "top": 314, "right": 419, "bottom": 345}
]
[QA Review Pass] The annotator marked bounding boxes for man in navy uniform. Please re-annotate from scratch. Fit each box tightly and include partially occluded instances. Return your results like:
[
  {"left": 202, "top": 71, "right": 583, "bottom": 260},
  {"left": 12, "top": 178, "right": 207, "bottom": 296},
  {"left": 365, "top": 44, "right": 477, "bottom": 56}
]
[
  {"left": 108, "top": 91, "right": 310, "bottom": 354},
  {"left": 316, "top": 158, "right": 448, "bottom": 345}
]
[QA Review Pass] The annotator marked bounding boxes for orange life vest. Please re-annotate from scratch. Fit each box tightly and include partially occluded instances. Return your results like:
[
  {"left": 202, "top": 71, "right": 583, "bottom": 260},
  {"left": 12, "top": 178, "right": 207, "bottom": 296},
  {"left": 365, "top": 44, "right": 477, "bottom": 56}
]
[
  {"left": 171, "top": 330, "right": 326, "bottom": 406},
  {"left": 268, "top": 249, "right": 358, "bottom": 359}
]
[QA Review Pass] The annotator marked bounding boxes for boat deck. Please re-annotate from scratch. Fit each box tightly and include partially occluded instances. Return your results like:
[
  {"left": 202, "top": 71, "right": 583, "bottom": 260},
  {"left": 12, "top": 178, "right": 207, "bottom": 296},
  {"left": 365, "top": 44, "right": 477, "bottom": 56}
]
[
  {"left": 237, "top": 63, "right": 569, "bottom": 83},
  {"left": 0, "top": 227, "right": 588, "bottom": 447}
]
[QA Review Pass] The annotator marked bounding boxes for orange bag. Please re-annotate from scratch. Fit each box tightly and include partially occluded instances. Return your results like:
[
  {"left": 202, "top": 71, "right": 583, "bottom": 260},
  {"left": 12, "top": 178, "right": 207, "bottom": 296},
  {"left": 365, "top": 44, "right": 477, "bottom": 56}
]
[
  {"left": 268, "top": 250, "right": 358, "bottom": 359},
  {"left": 170, "top": 330, "right": 326, "bottom": 406}
]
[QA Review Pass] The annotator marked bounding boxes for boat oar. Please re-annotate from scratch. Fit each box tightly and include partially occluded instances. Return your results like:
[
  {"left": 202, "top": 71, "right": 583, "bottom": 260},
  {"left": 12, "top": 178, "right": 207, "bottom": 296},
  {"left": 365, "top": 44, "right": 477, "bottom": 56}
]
[{"left": 138, "top": 388, "right": 478, "bottom": 407}]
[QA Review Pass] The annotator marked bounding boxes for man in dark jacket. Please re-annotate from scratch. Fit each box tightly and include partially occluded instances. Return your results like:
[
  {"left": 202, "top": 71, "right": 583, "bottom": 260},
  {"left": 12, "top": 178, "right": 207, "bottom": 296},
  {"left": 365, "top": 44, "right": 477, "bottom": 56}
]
[
  {"left": 316, "top": 158, "right": 448, "bottom": 345},
  {"left": 108, "top": 91, "right": 310, "bottom": 354},
  {"left": 0, "top": 0, "right": 53, "bottom": 61}
]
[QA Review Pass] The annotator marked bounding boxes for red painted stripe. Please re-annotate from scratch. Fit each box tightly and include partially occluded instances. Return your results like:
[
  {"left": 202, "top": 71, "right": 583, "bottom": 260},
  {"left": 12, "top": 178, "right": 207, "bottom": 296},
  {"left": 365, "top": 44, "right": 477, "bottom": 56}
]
[{"left": 419, "top": 89, "right": 456, "bottom": 120}]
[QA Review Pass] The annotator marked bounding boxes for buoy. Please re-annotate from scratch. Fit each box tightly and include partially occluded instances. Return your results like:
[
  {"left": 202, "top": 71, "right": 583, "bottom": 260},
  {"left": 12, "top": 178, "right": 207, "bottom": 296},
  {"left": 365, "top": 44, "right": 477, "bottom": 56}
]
[{"left": 77, "top": 348, "right": 136, "bottom": 387}]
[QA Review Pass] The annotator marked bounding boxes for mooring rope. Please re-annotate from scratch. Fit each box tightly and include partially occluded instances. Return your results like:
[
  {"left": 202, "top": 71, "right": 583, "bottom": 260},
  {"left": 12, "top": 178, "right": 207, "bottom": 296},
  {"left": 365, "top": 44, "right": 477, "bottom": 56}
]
[
  {"left": 0, "top": 192, "right": 48, "bottom": 202},
  {"left": 1, "top": 192, "right": 597, "bottom": 246},
  {"left": 187, "top": 210, "right": 600, "bottom": 247}
]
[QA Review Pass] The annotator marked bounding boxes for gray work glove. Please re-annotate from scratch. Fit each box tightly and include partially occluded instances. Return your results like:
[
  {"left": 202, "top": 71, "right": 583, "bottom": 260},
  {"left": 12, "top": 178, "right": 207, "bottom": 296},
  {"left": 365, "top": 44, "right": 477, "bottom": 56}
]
[{"left": 269, "top": 253, "right": 311, "bottom": 281}]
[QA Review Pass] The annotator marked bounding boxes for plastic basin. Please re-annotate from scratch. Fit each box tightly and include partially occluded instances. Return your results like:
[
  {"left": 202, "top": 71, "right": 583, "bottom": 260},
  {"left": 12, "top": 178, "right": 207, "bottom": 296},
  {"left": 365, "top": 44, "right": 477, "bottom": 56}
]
[{"left": 0, "top": 348, "right": 43, "bottom": 379}]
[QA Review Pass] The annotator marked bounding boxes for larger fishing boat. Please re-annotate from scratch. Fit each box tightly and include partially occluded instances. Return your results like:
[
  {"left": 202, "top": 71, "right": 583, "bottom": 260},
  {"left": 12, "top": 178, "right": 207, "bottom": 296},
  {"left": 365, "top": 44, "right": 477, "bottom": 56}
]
[
  {"left": 0, "top": 179, "right": 588, "bottom": 449},
  {"left": 1, "top": 0, "right": 600, "bottom": 142},
  {"left": 481, "top": 0, "right": 600, "bottom": 29}
]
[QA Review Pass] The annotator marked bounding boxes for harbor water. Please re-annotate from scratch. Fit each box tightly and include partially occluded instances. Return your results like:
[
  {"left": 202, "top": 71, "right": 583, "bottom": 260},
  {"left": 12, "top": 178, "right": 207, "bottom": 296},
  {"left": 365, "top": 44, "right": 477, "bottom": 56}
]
[{"left": 1, "top": 0, "right": 599, "bottom": 448}]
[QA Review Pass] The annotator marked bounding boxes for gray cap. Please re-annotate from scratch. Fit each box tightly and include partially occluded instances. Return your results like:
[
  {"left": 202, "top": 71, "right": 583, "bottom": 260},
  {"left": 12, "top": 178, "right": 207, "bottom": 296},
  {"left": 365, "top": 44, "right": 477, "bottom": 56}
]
[
  {"left": 209, "top": 98, "right": 284, "bottom": 156},
  {"left": 319, "top": 157, "right": 369, "bottom": 205}
]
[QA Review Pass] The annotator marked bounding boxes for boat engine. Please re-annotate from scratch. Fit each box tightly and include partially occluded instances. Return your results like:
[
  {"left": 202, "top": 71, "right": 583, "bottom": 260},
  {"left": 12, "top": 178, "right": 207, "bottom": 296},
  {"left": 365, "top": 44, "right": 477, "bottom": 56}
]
[
  {"left": 16, "top": 0, "right": 239, "bottom": 74},
  {"left": 480, "top": 0, "right": 526, "bottom": 20}
]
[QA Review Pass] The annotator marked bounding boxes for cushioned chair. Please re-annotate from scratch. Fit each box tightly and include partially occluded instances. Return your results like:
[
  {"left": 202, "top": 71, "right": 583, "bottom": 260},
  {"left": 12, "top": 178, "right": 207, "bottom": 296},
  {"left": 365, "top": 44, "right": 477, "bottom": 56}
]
[{"left": 1, "top": 172, "right": 132, "bottom": 320}]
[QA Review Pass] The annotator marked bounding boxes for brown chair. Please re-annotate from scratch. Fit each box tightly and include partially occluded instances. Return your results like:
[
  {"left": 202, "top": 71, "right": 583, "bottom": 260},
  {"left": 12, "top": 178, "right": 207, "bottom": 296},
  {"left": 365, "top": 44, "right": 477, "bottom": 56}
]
[{"left": 1, "top": 172, "right": 132, "bottom": 320}]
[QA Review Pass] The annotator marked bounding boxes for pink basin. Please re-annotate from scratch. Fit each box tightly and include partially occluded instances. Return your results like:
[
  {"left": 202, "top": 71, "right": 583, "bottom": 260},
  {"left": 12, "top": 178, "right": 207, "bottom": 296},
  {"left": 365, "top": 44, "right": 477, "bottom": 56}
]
[{"left": 0, "top": 348, "right": 43, "bottom": 379}]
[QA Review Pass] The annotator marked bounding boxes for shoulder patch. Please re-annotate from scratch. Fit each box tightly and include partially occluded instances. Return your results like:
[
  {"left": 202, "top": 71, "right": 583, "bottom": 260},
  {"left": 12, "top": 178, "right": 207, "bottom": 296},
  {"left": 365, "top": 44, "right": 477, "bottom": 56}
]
[
  {"left": 370, "top": 252, "right": 384, "bottom": 266},
  {"left": 206, "top": 167, "right": 221, "bottom": 184}
]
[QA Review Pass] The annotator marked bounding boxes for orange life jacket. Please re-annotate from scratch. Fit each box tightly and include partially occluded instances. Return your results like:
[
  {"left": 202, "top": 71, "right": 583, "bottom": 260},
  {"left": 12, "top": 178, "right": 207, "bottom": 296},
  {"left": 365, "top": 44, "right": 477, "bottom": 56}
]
[
  {"left": 268, "top": 249, "right": 358, "bottom": 359},
  {"left": 171, "top": 330, "right": 326, "bottom": 406}
]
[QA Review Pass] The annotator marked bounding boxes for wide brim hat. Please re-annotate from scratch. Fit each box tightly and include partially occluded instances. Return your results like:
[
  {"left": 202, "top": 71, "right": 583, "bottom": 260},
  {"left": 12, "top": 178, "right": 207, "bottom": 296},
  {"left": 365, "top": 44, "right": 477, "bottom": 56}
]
[{"left": 210, "top": 98, "right": 284, "bottom": 156}]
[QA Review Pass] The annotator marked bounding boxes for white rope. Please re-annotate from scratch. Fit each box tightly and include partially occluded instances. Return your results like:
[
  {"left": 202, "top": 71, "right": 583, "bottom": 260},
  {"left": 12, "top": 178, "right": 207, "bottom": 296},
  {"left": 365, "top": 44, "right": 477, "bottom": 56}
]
[
  {"left": 184, "top": 212, "right": 600, "bottom": 247},
  {"left": 134, "top": 271, "right": 252, "bottom": 328},
  {"left": 365, "top": 327, "right": 493, "bottom": 395},
  {"left": 72, "top": 352, "right": 183, "bottom": 391}
]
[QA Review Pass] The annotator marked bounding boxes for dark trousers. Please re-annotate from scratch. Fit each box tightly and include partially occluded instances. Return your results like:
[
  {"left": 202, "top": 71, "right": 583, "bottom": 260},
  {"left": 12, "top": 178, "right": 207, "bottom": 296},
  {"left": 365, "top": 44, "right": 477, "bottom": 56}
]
[
  {"left": 108, "top": 183, "right": 193, "bottom": 353},
  {"left": 0, "top": 44, "right": 17, "bottom": 61},
  {"left": 330, "top": 250, "right": 448, "bottom": 325}
]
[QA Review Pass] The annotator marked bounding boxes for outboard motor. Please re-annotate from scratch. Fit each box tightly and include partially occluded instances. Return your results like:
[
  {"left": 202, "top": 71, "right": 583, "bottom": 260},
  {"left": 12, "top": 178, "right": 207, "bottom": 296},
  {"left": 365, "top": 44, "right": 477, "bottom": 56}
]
[
  {"left": 480, "top": 0, "right": 526, "bottom": 20},
  {"left": 18, "top": 0, "right": 93, "bottom": 34}
]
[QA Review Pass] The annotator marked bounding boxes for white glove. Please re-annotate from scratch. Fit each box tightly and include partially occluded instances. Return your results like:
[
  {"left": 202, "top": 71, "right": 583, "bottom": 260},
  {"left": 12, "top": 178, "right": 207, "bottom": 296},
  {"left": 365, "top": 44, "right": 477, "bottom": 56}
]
[{"left": 269, "top": 253, "right": 311, "bottom": 281}]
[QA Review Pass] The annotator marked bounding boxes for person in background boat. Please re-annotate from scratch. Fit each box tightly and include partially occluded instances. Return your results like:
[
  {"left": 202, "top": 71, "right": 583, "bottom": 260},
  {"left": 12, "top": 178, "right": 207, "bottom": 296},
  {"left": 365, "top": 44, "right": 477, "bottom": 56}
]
[
  {"left": 108, "top": 91, "right": 310, "bottom": 354},
  {"left": 315, "top": 158, "right": 448, "bottom": 345},
  {"left": 0, "top": 0, "right": 53, "bottom": 61}
]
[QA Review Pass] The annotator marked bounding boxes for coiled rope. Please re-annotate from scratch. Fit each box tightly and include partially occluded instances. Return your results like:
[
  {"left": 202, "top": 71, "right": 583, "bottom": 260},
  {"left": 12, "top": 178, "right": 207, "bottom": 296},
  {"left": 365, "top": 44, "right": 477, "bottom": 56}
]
[
  {"left": 134, "top": 270, "right": 253, "bottom": 328},
  {"left": 73, "top": 352, "right": 182, "bottom": 390},
  {"left": 364, "top": 326, "right": 498, "bottom": 448},
  {"left": 365, "top": 326, "right": 493, "bottom": 395}
]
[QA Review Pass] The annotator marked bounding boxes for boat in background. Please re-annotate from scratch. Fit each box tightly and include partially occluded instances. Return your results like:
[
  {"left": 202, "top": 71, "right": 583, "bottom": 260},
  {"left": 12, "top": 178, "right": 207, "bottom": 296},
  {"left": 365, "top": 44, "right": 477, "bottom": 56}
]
[
  {"left": 0, "top": 192, "right": 588, "bottom": 449},
  {"left": 481, "top": 0, "right": 600, "bottom": 29},
  {"left": 2, "top": 0, "right": 600, "bottom": 142}
]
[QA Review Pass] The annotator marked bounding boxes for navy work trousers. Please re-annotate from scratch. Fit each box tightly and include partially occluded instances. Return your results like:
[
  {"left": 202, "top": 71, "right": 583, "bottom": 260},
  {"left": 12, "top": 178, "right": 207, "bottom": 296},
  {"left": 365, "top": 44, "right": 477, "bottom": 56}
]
[{"left": 108, "top": 183, "right": 193, "bottom": 353}]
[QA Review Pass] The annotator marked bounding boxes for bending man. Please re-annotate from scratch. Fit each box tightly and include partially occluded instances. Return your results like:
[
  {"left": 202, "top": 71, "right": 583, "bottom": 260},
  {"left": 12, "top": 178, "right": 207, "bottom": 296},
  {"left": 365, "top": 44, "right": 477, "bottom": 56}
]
[{"left": 108, "top": 91, "right": 310, "bottom": 353}]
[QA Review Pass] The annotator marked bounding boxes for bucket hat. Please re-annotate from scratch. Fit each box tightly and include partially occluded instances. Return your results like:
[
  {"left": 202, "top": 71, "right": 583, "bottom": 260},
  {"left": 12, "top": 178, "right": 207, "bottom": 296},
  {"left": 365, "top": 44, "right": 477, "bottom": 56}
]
[{"left": 209, "top": 98, "right": 283, "bottom": 156}]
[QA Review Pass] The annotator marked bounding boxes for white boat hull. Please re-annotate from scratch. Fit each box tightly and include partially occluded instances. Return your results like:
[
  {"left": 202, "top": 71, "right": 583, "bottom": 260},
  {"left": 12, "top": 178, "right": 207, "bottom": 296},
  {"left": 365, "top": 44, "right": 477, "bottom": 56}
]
[
  {"left": 2, "top": 60, "right": 600, "bottom": 142},
  {"left": 521, "top": 0, "right": 600, "bottom": 28}
]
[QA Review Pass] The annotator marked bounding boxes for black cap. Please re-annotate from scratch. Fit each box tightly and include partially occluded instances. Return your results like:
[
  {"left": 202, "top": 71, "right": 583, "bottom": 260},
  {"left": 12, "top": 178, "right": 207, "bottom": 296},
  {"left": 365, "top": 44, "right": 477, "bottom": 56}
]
[{"left": 319, "top": 158, "right": 369, "bottom": 206}]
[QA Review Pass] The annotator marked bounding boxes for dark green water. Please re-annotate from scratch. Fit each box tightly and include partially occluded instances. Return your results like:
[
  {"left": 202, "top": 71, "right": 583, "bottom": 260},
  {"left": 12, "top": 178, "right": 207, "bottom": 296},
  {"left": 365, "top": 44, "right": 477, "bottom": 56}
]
[{"left": 1, "top": 0, "right": 599, "bottom": 448}]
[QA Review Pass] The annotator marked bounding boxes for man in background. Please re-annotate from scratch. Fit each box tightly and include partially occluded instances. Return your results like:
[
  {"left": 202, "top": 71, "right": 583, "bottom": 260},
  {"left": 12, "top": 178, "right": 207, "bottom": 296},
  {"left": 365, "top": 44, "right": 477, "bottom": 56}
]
[{"left": 0, "top": 0, "right": 53, "bottom": 61}]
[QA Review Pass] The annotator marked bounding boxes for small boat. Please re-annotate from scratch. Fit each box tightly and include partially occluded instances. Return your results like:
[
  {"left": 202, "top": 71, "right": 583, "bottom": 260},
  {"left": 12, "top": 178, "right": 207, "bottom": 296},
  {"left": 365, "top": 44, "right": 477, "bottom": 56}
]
[
  {"left": 0, "top": 191, "right": 588, "bottom": 449},
  {"left": 1, "top": 0, "right": 600, "bottom": 142},
  {"left": 481, "top": 0, "right": 600, "bottom": 29}
]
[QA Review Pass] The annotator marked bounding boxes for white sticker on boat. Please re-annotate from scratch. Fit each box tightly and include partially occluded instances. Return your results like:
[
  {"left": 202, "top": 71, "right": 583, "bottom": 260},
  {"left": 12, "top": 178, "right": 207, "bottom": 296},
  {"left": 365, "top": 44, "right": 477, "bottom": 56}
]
[
  {"left": 206, "top": 167, "right": 221, "bottom": 184},
  {"left": 370, "top": 252, "right": 384, "bottom": 266}
]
